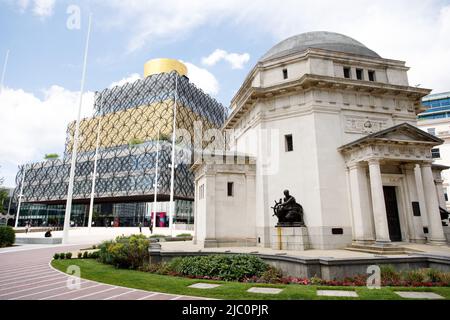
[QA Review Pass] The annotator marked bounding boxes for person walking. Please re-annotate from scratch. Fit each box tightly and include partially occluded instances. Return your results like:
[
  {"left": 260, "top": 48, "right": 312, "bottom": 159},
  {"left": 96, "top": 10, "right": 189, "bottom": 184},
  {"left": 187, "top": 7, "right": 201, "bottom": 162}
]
[
  {"left": 138, "top": 222, "right": 142, "bottom": 233},
  {"left": 149, "top": 221, "right": 153, "bottom": 234}
]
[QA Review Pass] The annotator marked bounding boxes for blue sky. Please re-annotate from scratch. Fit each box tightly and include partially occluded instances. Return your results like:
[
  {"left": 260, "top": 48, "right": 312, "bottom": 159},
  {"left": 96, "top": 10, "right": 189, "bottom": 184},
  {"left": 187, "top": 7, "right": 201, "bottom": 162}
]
[
  {"left": 0, "top": 0, "right": 265, "bottom": 103},
  {"left": 1, "top": 0, "right": 450, "bottom": 187}
]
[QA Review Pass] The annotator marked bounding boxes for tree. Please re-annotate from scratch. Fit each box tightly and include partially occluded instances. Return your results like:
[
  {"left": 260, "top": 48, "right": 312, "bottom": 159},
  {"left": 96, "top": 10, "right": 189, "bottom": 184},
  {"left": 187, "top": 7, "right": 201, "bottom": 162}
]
[
  {"left": 0, "top": 166, "right": 8, "bottom": 211},
  {"left": 0, "top": 189, "right": 7, "bottom": 209},
  {"left": 128, "top": 137, "right": 144, "bottom": 147},
  {"left": 44, "top": 153, "right": 59, "bottom": 160},
  {"left": 159, "top": 133, "right": 172, "bottom": 142}
]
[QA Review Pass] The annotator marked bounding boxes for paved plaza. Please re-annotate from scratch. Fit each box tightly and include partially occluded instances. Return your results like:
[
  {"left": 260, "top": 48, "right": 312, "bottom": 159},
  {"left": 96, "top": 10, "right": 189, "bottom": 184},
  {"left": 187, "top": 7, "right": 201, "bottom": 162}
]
[
  {"left": 14, "top": 227, "right": 193, "bottom": 245},
  {"left": 159, "top": 238, "right": 450, "bottom": 259}
]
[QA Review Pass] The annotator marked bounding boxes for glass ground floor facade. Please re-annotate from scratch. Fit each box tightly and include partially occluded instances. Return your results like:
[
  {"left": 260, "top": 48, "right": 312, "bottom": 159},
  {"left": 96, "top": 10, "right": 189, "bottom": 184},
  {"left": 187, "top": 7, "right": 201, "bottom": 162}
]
[{"left": 16, "top": 200, "right": 193, "bottom": 228}]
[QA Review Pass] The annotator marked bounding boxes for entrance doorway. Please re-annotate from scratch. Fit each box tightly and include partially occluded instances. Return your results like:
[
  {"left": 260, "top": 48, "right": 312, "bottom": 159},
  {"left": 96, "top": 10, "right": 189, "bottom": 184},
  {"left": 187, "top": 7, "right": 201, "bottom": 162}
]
[{"left": 383, "top": 186, "right": 402, "bottom": 241}]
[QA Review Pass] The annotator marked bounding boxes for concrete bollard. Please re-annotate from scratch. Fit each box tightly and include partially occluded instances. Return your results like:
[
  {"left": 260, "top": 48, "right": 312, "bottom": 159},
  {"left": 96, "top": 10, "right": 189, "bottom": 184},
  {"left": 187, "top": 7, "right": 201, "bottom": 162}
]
[{"left": 148, "top": 242, "right": 162, "bottom": 264}]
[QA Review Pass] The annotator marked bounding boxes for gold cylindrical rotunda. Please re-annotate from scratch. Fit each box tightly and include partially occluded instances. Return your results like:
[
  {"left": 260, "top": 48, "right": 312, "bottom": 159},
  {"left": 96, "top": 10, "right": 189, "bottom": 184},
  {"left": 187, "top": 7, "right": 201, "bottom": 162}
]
[{"left": 144, "top": 58, "right": 188, "bottom": 77}]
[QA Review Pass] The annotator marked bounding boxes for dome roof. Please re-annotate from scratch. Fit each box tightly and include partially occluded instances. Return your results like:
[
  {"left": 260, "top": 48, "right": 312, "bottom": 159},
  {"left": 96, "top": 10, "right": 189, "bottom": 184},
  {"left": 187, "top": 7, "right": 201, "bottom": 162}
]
[{"left": 260, "top": 31, "right": 380, "bottom": 62}]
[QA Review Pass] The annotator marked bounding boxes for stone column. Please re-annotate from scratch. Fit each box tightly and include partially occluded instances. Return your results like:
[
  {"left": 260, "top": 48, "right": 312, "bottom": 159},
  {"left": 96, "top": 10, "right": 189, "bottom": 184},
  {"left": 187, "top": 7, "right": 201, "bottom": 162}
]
[
  {"left": 402, "top": 164, "right": 425, "bottom": 242},
  {"left": 420, "top": 162, "right": 446, "bottom": 245},
  {"left": 368, "top": 159, "right": 391, "bottom": 243},
  {"left": 193, "top": 178, "right": 199, "bottom": 245},
  {"left": 434, "top": 177, "right": 447, "bottom": 209},
  {"left": 348, "top": 163, "right": 375, "bottom": 243},
  {"left": 415, "top": 164, "right": 429, "bottom": 227}
]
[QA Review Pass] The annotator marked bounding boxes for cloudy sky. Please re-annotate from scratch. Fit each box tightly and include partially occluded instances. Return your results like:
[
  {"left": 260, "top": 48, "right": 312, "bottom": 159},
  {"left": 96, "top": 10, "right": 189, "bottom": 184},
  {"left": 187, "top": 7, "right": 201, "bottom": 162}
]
[{"left": 1, "top": 0, "right": 450, "bottom": 187}]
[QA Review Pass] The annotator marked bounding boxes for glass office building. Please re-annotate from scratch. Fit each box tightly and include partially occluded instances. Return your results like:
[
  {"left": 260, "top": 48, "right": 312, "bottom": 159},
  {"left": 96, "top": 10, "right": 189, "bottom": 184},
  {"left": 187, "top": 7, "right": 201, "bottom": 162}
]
[{"left": 418, "top": 91, "right": 450, "bottom": 120}]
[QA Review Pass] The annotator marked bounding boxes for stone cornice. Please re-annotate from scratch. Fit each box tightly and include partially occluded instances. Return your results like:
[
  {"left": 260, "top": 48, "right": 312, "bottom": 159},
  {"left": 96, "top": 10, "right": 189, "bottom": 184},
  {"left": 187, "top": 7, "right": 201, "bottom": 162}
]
[
  {"left": 342, "top": 143, "right": 434, "bottom": 166},
  {"left": 260, "top": 48, "right": 408, "bottom": 69},
  {"left": 225, "top": 73, "right": 431, "bottom": 130},
  {"left": 339, "top": 122, "right": 443, "bottom": 152},
  {"left": 230, "top": 48, "right": 409, "bottom": 108}
]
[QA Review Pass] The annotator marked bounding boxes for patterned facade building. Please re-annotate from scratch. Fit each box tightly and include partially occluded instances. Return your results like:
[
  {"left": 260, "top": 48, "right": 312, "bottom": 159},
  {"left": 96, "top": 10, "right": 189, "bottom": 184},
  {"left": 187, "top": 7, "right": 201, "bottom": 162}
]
[{"left": 14, "top": 65, "right": 226, "bottom": 227}]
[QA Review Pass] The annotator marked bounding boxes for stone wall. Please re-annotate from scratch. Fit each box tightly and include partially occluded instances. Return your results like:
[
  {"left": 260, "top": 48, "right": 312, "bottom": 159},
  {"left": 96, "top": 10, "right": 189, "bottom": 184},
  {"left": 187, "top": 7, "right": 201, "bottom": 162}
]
[{"left": 148, "top": 248, "right": 450, "bottom": 280}]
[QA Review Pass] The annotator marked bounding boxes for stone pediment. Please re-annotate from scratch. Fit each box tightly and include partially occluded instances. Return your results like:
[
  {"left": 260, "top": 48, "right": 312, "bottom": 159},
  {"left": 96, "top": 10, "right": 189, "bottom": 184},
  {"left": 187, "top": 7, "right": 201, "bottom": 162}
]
[{"left": 339, "top": 122, "right": 443, "bottom": 151}]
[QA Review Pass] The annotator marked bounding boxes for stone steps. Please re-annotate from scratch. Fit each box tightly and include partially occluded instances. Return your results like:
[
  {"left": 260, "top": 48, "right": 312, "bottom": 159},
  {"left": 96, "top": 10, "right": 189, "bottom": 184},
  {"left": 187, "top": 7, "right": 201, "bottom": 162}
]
[{"left": 345, "top": 243, "right": 418, "bottom": 255}]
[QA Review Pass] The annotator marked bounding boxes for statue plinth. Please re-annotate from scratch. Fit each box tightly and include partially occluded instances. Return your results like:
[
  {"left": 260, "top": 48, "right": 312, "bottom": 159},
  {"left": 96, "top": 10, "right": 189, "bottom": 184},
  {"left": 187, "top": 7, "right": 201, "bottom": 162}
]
[
  {"left": 271, "top": 190, "right": 308, "bottom": 250},
  {"left": 271, "top": 226, "right": 310, "bottom": 251}
]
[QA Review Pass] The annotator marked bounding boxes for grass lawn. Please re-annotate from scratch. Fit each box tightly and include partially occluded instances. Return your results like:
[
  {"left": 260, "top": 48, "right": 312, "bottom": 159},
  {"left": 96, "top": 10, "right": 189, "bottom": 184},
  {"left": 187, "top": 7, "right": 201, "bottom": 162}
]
[{"left": 51, "top": 259, "right": 450, "bottom": 300}]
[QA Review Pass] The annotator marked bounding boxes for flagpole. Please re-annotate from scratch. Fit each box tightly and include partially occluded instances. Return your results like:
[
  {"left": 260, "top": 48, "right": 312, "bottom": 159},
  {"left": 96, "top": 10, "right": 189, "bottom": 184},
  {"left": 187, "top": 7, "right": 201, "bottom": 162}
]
[
  {"left": 168, "top": 73, "right": 178, "bottom": 236},
  {"left": 14, "top": 164, "right": 27, "bottom": 228},
  {"left": 152, "top": 129, "right": 160, "bottom": 233},
  {"left": 6, "top": 191, "right": 12, "bottom": 216},
  {"left": 63, "top": 13, "right": 92, "bottom": 244},
  {"left": 87, "top": 92, "right": 103, "bottom": 232},
  {"left": 1, "top": 49, "right": 9, "bottom": 93}
]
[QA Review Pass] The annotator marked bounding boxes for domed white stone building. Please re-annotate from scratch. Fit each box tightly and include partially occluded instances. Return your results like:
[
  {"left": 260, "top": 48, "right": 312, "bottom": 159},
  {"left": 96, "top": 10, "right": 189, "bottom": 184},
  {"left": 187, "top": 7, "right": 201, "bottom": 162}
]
[{"left": 193, "top": 31, "right": 448, "bottom": 250}]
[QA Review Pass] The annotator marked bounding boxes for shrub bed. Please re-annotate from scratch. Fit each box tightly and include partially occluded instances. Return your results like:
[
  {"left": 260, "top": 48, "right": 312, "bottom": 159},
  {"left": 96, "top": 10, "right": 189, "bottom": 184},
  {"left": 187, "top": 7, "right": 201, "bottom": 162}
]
[
  {"left": 53, "top": 252, "right": 75, "bottom": 260},
  {"left": 270, "top": 267, "right": 450, "bottom": 287},
  {"left": 176, "top": 233, "right": 192, "bottom": 237},
  {"left": 165, "top": 236, "right": 193, "bottom": 242},
  {"left": 142, "top": 254, "right": 270, "bottom": 281},
  {"left": 141, "top": 260, "right": 450, "bottom": 287},
  {"left": 149, "top": 234, "right": 166, "bottom": 239},
  {"left": 98, "top": 234, "right": 149, "bottom": 269},
  {"left": 73, "top": 251, "right": 99, "bottom": 259},
  {"left": 0, "top": 226, "right": 15, "bottom": 247}
]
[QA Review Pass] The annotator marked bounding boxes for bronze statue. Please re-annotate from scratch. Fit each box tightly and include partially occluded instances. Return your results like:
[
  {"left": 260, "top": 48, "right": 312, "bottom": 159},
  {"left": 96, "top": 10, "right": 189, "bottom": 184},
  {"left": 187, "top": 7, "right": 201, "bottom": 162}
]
[{"left": 271, "top": 190, "right": 305, "bottom": 227}]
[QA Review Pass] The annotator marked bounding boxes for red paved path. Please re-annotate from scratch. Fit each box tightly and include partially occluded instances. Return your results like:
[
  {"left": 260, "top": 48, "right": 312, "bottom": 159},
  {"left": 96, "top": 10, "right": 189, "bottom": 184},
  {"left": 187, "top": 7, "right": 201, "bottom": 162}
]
[{"left": 0, "top": 245, "right": 203, "bottom": 300}]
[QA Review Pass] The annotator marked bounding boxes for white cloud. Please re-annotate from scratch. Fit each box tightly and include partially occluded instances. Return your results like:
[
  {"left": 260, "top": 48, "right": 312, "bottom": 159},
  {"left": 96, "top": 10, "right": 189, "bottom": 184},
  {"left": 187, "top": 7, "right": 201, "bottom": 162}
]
[
  {"left": 12, "top": 0, "right": 55, "bottom": 17},
  {"left": 32, "top": 0, "right": 55, "bottom": 18},
  {"left": 183, "top": 62, "right": 219, "bottom": 96},
  {"left": 110, "top": 65, "right": 219, "bottom": 95},
  {"left": 103, "top": 0, "right": 235, "bottom": 53},
  {"left": 202, "top": 49, "right": 250, "bottom": 69},
  {"left": 109, "top": 73, "right": 141, "bottom": 88},
  {"left": 16, "top": 0, "right": 29, "bottom": 11},
  {"left": 0, "top": 86, "right": 94, "bottom": 187},
  {"left": 100, "top": 0, "right": 450, "bottom": 93}
]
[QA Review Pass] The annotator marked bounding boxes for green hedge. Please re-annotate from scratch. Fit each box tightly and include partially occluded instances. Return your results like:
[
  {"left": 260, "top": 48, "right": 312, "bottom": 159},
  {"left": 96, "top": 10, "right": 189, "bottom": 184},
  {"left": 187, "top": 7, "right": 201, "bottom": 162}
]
[
  {"left": 0, "top": 226, "right": 15, "bottom": 247},
  {"left": 176, "top": 233, "right": 192, "bottom": 237},
  {"left": 98, "top": 234, "right": 149, "bottom": 269},
  {"left": 380, "top": 264, "right": 450, "bottom": 285},
  {"left": 149, "top": 234, "right": 166, "bottom": 238},
  {"left": 167, "top": 254, "right": 269, "bottom": 281}
]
